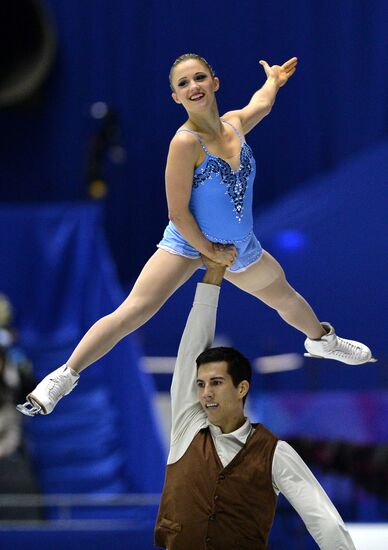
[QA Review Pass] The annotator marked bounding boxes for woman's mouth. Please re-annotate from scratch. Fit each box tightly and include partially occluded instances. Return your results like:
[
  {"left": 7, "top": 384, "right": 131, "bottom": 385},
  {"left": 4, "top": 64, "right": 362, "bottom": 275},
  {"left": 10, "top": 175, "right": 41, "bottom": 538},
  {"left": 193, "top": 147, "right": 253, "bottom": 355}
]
[{"left": 190, "top": 93, "right": 205, "bottom": 101}]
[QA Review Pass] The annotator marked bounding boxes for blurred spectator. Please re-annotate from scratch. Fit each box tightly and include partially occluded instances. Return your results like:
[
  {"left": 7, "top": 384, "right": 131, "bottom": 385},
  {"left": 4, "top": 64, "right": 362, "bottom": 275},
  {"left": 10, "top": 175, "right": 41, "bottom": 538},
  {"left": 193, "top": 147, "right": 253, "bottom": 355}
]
[
  {"left": 288, "top": 437, "right": 388, "bottom": 500},
  {"left": 0, "top": 293, "right": 42, "bottom": 520}
]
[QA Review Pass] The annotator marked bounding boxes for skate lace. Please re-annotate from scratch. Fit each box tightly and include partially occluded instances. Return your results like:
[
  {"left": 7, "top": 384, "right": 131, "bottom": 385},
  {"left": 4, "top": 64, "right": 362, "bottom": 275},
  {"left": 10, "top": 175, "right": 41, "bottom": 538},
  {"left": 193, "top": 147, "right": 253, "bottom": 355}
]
[
  {"left": 335, "top": 338, "right": 365, "bottom": 359},
  {"left": 47, "top": 373, "right": 70, "bottom": 401}
]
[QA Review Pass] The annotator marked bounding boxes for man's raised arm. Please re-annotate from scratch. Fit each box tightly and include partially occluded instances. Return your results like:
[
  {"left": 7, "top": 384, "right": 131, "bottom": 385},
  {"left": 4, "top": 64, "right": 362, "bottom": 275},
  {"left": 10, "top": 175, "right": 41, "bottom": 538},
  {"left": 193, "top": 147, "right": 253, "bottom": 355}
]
[{"left": 168, "top": 257, "right": 228, "bottom": 458}]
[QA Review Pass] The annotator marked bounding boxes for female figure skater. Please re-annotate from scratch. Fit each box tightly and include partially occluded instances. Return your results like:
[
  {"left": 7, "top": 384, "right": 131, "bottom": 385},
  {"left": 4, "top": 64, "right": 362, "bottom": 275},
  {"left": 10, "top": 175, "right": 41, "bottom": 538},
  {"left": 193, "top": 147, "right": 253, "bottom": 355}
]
[{"left": 18, "top": 54, "right": 374, "bottom": 416}]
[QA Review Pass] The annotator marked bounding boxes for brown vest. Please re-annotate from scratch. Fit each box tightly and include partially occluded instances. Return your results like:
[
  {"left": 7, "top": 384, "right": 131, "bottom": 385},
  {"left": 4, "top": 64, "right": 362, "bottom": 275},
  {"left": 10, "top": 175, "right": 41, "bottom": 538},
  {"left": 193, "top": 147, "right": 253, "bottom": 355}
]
[{"left": 155, "top": 423, "right": 278, "bottom": 550}]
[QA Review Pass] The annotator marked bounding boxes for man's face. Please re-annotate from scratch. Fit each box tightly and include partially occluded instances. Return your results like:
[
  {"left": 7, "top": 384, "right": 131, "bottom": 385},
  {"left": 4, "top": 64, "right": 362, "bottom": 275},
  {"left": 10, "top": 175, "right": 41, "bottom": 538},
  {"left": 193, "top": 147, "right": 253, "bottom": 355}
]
[{"left": 196, "top": 361, "right": 249, "bottom": 433}]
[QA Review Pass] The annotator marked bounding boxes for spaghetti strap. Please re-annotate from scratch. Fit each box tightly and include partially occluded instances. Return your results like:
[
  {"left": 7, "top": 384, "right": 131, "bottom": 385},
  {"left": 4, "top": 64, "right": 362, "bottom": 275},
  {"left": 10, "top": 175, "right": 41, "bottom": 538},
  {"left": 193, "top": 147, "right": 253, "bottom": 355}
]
[
  {"left": 221, "top": 119, "right": 244, "bottom": 144},
  {"left": 176, "top": 129, "right": 209, "bottom": 154}
]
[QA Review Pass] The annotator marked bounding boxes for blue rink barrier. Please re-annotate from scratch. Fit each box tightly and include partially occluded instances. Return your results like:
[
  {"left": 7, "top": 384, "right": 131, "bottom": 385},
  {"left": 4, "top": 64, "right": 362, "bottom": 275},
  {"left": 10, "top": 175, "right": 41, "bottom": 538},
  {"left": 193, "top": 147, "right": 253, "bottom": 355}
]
[
  {"left": 0, "top": 525, "right": 156, "bottom": 550},
  {"left": 0, "top": 493, "right": 159, "bottom": 550},
  {"left": 0, "top": 520, "right": 315, "bottom": 550},
  {"left": 1, "top": 511, "right": 386, "bottom": 549},
  {"left": 0, "top": 494, "right": 326, "bottom": 549}
]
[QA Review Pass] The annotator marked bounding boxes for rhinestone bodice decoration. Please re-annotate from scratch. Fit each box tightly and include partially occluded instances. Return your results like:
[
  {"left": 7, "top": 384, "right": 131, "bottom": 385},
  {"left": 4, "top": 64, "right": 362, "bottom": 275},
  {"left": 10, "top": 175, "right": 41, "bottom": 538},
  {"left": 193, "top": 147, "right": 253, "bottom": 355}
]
[
  {"left": 176, "top": 120, "right": 256, "bottom": 243},
  {"left": 192, "top": 142, "right": 254, "bottom": 222}
]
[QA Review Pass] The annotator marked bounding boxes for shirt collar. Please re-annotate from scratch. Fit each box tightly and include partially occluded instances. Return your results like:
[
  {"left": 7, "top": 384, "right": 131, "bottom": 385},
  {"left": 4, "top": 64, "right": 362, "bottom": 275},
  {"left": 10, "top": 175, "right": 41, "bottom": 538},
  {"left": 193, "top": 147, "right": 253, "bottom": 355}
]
[{"left": 208, "top": 417, "right": 252, "bottom": 443}]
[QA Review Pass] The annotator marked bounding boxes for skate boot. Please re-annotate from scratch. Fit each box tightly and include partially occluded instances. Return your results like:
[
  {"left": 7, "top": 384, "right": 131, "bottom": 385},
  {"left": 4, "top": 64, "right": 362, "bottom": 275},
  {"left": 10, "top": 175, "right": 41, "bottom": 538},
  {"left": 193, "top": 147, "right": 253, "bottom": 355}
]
[
  {"left": 304, "top": 323, "right": 377, "bottom": 365},
  {"left": 16, "top": 365, "right": 79, "bottom": 416}
]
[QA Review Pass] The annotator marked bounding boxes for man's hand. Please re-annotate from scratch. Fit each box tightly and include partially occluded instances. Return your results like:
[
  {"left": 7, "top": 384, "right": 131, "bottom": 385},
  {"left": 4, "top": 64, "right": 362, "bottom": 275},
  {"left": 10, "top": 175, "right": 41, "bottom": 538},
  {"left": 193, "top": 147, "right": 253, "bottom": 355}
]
[
  {"left": 208, "top": 242, "right": 237, "bottom": 267},
  {"left": 259, "top": 57, "right": 298, "bottom": 88},
  {"left": 201, "top": 244, "right": 236, "bottom": 286}
]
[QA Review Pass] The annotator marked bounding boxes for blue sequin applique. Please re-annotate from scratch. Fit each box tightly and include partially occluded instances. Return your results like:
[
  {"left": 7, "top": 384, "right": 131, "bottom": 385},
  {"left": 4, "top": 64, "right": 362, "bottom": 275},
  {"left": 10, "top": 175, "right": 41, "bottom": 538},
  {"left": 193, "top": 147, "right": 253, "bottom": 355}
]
[{"left": 192, "top": 143, "right": 253, "bottom": 222}]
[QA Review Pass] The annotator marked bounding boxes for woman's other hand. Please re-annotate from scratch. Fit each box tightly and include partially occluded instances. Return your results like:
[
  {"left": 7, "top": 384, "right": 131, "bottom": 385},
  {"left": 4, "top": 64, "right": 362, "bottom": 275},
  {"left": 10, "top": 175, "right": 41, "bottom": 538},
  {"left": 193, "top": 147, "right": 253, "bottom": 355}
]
[
  {"left": 259, "top": 57, "right": 298, "bottom": 87},
  {"left": 207, "top": 243, "right": 237, "bottom": 267}
]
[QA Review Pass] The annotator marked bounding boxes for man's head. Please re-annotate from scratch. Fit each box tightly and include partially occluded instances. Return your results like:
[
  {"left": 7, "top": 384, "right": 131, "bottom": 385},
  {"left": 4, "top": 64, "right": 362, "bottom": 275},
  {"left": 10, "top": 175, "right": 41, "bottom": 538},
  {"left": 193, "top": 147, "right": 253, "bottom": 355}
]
[{"left": 196, "top": 347, "right": 252, "bottom": 433}]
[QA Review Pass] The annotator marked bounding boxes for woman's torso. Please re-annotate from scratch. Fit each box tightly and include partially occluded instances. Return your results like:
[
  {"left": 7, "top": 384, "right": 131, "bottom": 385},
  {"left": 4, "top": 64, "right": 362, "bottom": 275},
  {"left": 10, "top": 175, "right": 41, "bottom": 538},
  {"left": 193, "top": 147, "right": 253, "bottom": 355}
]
[{"left": 174, "top": 118, "right": 256, "bottom": 243}]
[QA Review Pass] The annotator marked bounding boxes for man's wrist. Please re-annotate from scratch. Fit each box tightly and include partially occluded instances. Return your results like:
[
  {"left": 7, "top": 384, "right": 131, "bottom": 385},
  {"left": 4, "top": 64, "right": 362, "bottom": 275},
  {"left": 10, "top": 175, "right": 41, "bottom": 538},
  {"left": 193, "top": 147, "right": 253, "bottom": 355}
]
[{"left": 202, "top": 267, "right": 226, "bottom": 287}]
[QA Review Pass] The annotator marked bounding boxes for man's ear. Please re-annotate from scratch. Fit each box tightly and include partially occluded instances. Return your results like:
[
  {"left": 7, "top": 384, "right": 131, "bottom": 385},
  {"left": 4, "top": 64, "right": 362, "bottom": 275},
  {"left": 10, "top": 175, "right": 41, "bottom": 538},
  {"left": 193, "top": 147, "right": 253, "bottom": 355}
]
[
  {"left": 172, "top": 92, "right": 181, "bottom": 104},
  {"left": 238, "top": 380, "right": 249, "bottom": 400}
]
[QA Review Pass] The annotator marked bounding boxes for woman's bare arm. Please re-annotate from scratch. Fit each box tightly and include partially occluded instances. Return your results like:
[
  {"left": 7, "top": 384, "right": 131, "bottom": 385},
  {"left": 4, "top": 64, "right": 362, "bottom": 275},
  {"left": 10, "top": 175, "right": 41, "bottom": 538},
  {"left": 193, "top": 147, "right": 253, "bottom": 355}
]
[
  {"left": 223, "top": 57, "right": 298, "bottom": 135},
  {"left": 165, "top": 132, "right": 237, "bottom": 266}
]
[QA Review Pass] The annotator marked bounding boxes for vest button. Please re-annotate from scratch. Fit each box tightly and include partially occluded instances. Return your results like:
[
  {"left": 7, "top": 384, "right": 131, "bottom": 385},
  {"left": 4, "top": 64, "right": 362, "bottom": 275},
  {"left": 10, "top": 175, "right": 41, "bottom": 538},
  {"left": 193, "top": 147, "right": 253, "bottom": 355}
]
[
  {"left": 214, "top": 495, "right": 219, "bottom": 501},
  {"left": 209, "top": 514, "right": 216, "bottom": 521},
  {"left": 206, "top": 537, "right": 211, "bottom": 543},
  {"left": 218, "top": 474, "right": 225, "bottom": 480}
]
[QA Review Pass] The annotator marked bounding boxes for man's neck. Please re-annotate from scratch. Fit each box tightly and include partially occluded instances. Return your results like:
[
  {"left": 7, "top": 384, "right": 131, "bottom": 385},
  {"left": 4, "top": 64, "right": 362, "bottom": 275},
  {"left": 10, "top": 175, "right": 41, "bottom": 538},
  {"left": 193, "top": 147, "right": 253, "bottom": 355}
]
[{"left": 210, "top": 415, "right": 247, "bottom": 434}]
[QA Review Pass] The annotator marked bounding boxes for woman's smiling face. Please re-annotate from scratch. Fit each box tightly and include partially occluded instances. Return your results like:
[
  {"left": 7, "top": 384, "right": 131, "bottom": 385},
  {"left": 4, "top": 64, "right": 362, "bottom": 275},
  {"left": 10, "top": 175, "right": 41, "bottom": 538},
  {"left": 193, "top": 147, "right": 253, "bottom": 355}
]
[{"left": 170, "top": 58, "right": 219, "bottom": 112}]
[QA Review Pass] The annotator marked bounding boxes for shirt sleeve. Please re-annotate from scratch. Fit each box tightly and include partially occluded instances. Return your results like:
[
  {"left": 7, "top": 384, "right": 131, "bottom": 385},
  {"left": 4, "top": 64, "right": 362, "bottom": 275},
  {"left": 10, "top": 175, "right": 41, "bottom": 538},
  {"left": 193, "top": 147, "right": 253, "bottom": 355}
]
[
  {"left": 272, "top": 441, "right": 356, "bottom": 550},
  {"left": 168, "top": 283, "right": 220, "bottom": 464}
]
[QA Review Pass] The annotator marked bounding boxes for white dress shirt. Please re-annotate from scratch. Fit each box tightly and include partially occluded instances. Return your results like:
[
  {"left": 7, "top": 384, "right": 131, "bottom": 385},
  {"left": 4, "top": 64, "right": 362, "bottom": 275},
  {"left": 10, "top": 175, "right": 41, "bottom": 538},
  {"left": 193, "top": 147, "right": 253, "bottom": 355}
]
[{"left": 168, "top": 282, "right": 356, "bottom": 550}]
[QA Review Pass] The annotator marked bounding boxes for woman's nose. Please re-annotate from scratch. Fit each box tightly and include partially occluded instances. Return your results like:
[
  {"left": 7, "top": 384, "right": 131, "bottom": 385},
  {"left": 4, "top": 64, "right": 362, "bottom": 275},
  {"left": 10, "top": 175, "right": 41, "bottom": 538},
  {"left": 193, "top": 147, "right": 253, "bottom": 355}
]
[{"left": 189, "top": 80, "right": 200, "bottom": 91}]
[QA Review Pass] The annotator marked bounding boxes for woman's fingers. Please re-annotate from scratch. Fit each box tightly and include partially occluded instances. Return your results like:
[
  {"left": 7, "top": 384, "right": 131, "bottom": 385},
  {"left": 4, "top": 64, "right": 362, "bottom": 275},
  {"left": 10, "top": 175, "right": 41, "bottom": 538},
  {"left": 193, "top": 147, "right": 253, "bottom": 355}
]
[
  {"left": 212, "top": 243, "right": 237, "bottom": 266},
  {"left": 283, "top": 57, "right": 298, "bottom": 70},
  {"left": 260, "top": 57, "right": 297, "bottom": 72},
  {"left": 286, "top": 67, "right": 297, "bottom": 78}
]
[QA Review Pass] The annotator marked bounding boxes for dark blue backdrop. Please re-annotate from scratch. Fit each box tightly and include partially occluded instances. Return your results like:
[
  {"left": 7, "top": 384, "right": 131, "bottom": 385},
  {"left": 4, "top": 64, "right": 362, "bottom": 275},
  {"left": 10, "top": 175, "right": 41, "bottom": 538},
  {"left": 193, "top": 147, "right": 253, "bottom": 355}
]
[
  {"left": 1, "top": 0, "right": 387, "bottom": 281},
  {"left": 0, "top": 2, "right": 387, "bottom": 543}
]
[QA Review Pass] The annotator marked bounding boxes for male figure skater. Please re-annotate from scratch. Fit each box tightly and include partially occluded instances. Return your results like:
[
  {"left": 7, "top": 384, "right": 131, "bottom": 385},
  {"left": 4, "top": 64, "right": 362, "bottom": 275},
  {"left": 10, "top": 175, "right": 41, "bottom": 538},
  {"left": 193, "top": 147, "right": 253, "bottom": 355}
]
[{"left": 154, "top": 256, "right": 356, "bottom": 550}]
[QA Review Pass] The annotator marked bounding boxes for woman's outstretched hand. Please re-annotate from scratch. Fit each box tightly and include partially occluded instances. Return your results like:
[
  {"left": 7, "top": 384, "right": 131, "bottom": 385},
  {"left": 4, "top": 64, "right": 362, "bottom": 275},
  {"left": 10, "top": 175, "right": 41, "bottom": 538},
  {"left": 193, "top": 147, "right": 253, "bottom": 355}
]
[{"left": 259, "top": 57, "right": 298, "bottom": 87}]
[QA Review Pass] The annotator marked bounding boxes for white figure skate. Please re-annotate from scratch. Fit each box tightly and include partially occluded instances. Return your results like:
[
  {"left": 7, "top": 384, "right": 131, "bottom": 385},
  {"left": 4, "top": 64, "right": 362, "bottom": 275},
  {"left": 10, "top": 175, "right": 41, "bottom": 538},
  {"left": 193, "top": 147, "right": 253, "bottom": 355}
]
[
  {"left": 16, "top": 364, "right": 79, "bottom": 416},
  {"left": 304, "top": 323, "right": 377, "bottom": 365}
]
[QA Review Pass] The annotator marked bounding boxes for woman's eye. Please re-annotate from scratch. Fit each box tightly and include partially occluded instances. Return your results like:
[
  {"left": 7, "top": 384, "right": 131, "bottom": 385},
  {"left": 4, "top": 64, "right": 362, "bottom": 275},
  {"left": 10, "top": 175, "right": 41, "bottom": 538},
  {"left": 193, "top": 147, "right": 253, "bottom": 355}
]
[
  {"left": 195, "top": 74, "right": 207, "bottom": 81},
  {"left": 178, "top": 80, "right": 188, "bottom": 87}
]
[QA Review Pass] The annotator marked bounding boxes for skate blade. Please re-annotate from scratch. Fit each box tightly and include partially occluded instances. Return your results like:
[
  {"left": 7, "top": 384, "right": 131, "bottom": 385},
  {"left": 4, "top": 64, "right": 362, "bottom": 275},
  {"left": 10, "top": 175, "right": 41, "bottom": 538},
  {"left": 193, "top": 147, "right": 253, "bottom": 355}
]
[
  {"left": 16, "top": 401, "right": 42, "bottom": 417},
  {"left": 304, "top": 353, "right": 378, "bottom": 364}
]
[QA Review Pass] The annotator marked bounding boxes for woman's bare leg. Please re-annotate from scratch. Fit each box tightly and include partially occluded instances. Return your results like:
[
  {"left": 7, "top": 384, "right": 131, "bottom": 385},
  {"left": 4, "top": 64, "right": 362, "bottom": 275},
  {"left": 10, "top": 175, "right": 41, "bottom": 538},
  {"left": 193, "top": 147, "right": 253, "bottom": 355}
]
[
  {"left": 225, "top": 251, "right": 325, "bottom": 339},
  {"left": 67, "top": 250, "right": 202, "bottom": 372}
]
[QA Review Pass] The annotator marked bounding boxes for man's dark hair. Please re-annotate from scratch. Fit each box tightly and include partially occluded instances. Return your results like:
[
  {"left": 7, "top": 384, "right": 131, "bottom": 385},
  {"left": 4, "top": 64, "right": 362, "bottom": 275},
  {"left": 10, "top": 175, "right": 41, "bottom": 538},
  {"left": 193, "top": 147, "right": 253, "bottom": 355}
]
[{"left": 196, "top": 347, "right": 252, "bottom": 404}]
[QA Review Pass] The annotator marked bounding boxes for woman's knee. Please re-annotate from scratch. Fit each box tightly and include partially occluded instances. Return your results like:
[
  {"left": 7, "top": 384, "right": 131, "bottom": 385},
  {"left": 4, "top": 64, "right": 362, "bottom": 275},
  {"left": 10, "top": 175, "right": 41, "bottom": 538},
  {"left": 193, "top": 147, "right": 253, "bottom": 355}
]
[
  {"left": 113, "top": 295, "right": 160, "bottom": 335},
  {"left": 256, "top": 277, "right": 299, "bottom": 311}
]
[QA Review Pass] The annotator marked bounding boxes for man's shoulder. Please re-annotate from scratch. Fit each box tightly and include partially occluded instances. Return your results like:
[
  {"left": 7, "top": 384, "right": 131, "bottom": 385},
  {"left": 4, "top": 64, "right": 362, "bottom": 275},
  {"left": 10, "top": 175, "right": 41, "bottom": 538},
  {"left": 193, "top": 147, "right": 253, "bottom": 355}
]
[{"left": 251, "top": 422, "right": 279, "bottom": 439}]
